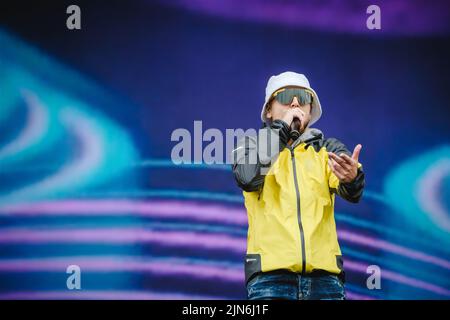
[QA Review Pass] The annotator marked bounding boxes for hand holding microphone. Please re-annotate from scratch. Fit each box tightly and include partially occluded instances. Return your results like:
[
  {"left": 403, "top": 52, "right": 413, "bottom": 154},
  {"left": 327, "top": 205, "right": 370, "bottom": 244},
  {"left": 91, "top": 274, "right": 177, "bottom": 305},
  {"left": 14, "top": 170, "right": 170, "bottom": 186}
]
[{"left": 281, "top": 108, "right": 305, "bottom": 141}]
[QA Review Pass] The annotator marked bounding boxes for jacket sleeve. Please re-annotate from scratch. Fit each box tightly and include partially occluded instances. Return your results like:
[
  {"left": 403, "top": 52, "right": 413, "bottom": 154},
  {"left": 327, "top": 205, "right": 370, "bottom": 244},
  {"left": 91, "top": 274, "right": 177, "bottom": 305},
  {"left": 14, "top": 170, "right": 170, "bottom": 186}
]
[
  {"left": 231, "top": 120, "right": 291, "bottom": 192},
  {"left": 324, "top": 138, "right": 365, "bottom": 203}
]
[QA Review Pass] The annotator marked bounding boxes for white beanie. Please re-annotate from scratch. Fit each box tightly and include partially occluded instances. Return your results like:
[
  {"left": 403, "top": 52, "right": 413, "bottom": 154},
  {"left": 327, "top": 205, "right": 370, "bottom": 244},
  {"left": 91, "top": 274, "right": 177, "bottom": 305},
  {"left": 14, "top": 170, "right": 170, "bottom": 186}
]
[{"left": 261, "top": 71, "right": 322, "bottom": 126}]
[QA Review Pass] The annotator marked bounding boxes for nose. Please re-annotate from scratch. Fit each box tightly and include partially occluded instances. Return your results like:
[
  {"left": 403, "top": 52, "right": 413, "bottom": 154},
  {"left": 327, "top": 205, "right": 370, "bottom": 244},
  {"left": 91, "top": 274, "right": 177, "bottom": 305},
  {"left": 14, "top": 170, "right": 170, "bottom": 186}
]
[{"left": 290, "top": 96, "right": 300, "bottom": 108}]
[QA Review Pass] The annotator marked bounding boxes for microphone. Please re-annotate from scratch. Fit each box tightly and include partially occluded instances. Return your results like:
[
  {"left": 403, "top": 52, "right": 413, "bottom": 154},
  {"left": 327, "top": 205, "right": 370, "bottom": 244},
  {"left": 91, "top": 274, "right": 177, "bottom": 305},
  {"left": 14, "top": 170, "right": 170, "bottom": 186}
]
[{"left": 290, "top": 118, "right": 302, "bottom": 141}]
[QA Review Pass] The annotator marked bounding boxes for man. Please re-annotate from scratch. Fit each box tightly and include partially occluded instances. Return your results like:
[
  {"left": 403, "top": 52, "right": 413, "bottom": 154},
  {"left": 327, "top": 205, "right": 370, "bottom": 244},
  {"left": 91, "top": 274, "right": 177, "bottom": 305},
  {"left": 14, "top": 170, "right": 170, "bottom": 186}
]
[{"left": 232, "top": 71, "right": 365, "bottom": 300}]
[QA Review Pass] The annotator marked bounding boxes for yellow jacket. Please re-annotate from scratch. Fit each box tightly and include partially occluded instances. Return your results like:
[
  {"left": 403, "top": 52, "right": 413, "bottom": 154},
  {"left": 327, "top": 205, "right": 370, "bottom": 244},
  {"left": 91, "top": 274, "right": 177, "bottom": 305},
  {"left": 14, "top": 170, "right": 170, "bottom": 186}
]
[{"left": 232, "top": 120, "right": 365, "bottom": 283}]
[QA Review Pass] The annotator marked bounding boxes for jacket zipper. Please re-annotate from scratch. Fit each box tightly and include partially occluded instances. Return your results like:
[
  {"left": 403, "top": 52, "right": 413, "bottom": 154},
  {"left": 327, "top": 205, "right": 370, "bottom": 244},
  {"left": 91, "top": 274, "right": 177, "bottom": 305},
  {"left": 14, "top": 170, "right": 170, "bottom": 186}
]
[{"left": 290, "top": 147, "right": 306, "bottom": 275}]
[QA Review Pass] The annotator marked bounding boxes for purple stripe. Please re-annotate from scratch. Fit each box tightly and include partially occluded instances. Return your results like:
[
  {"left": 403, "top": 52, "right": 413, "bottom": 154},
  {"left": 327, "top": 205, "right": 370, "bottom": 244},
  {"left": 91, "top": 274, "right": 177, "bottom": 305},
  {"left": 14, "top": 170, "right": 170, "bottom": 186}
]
[
  {"left": 0, "top": 289, "right": 368, "bottom": 300},
  {"left": 0, "top": 228, "right": 246, "bottom": 253},
  {"left": 345, "top": 292, "right": 375, "bottom": 301},
  {"left": 9, "top": 226, "right": 447, "bottom": 275},
  {"left": 338, "top": 229, "right": 450, "bottom": 270},
  {"left": 0, "top": 290, "right": 228, "bottom": 300},
  {"left": 0, "top": 256, "right": 243, "bottom": 283},
  {"left": 0, "top": 255, "right": 447, "bottom": 296},
  {"left": 1, "top": 204, "right": 448, "bottom": 271},
  {"left": 155, "top": 0, "right": 450, "bottom": 36},
  {"left": 1, "top": 200, "right": 449, "bottom": 274},
  {"left": 345, "top": 261, "right": 450, "bottom": 297},
  {"left": 0, "top": 200, "right": 247, "bottom": 225}
]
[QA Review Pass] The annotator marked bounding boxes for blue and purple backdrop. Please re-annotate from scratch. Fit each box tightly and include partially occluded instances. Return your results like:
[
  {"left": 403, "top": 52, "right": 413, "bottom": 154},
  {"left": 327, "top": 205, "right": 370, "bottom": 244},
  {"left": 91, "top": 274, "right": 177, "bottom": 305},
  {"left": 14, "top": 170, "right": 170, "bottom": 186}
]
[{"left": 0, "top": 0, "right": 449, "bottom": 300}]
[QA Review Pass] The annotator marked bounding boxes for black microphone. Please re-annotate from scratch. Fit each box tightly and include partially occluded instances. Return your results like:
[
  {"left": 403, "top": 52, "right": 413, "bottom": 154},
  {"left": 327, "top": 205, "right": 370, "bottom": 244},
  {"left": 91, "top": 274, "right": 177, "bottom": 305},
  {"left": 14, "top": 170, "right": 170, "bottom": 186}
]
[{"left": 290, "top": 118, "right": 302, "bottom": 141}]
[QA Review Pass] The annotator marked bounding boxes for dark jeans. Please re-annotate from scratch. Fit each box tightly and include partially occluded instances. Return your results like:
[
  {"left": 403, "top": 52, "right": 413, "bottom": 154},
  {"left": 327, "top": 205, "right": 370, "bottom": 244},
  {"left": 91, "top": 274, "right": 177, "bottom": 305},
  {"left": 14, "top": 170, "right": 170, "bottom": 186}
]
[{"left": 246, "top": 270, "right": 346, "bottom": 300}]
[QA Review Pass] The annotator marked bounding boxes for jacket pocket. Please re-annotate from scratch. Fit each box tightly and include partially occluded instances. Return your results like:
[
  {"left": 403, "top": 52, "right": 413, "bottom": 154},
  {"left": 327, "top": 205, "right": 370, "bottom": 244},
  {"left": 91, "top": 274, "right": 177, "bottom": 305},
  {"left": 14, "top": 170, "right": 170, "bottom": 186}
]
[{"left": 244, "top": 254, "right": 262, "bottom": 284}]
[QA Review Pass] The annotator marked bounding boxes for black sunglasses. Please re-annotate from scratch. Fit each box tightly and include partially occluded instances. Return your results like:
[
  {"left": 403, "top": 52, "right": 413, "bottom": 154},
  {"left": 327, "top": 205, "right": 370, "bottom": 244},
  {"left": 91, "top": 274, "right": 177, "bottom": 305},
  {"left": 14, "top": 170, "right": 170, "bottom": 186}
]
[{"left": 271, "top": 87, "right": 313, "bottom": 106}]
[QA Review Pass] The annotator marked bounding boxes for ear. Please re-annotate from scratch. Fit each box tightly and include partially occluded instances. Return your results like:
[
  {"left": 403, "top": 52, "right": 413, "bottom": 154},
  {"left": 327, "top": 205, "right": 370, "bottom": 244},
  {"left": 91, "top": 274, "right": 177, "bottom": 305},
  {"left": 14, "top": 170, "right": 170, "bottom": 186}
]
[{"left": 265, "top": 104, "right": 272, "bottom": 120}]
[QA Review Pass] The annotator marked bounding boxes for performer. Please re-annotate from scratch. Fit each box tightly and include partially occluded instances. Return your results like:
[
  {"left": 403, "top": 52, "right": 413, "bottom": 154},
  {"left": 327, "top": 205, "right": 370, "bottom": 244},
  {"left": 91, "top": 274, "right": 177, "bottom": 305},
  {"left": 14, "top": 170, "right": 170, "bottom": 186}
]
[{"left": 232, "top": 71, "right": 365, "bottom": 300}]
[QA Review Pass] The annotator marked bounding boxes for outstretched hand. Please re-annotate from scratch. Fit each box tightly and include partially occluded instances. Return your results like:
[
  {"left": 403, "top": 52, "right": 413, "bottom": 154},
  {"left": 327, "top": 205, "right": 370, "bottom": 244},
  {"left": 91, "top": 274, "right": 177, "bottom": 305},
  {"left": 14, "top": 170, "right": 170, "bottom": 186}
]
[{"left": 328, "top": 144, "right": 362, "bottom": 183}]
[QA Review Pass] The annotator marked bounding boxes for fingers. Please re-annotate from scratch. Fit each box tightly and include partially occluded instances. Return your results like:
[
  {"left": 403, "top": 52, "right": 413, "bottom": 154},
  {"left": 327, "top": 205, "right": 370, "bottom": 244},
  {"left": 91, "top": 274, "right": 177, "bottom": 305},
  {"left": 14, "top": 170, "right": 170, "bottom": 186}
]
[
  {"left": 328, "top": 158, "right": 346, "bottom": 175},
  {"left": 282, "top": 108, "right": 306, "bottom": 126},
  {"left": 352, "top": 144, "right": 362, "bottom": 162},
  {"left": 289, "top": 108, "right": 305, "bottom": 123},
  {"left": 328, "top": 152, "right": 353, "bottom": 171},
  {"left": 328, "top": 159, "right": 345, "bottom": 180},
  {"left": 292, "top": 108, "right": 305, "bottom": 118},
  {"left": 340, "top": 153, "right": 356, "bottom": 166},
  {"left": 328, "top": 146, "right": 361, "bottom": 183}
]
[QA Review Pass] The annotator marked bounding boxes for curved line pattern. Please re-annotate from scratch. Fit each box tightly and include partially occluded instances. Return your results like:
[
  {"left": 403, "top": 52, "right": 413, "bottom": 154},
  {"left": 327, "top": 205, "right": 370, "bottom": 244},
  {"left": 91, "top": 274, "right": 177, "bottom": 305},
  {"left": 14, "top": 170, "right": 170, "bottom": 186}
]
[
  {"left": 0, "top": 90, "right": 49, "bottom": 161},
  {"left": 416, "top": 159, "right": 450, "bottom": 232},
  {"left": 0, "top": 254, "right": 447, "bottom": 297},
  {"left": 3, "top": 218, "right": 447, "bottom": 288},
  {"left": 0, "top": 107, "right": 104, "bottom": 204},
  {"left": 1, "top": 199, "right": 449, "bottom": 271},
  {"left": 384, "top": 146, "right": 450, "bottom": 244}
]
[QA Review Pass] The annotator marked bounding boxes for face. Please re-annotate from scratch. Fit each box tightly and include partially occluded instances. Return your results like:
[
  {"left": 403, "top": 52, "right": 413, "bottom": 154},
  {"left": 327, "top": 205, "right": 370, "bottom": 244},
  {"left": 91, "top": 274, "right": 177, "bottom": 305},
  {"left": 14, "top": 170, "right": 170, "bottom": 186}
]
[{"left": 265, "top": 87, "right": 312, "bottom": 131}]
